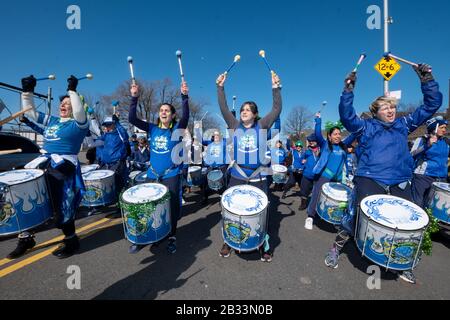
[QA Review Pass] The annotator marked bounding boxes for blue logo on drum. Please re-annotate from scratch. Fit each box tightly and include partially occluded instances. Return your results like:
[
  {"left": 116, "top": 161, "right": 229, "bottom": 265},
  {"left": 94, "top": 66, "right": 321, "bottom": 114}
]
[{"left": 224, "top": 218, "right": 252, "bottom": 244}]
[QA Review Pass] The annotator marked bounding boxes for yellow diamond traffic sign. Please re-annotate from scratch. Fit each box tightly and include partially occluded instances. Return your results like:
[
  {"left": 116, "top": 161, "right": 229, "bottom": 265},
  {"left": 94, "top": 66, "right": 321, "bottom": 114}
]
[{"left": 374, "top": 56, "right": 401, "bottom": 81}]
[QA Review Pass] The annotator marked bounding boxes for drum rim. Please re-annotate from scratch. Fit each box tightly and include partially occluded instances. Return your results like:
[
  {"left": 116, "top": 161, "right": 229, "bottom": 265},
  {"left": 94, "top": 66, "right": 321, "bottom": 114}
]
[
  {"left": 0, "top": 169, "right": 45, "bottom": 187},
  {"left": 321, "top": 182, "right": 352, "bottom": 202},
  {"left": 0, "top": 217, "right": 52, "bottom": 237},
  {"left": 120, "top": 183, "right": 169, "bottom": 204},
  {"left": 432, "top": 182, "right": 450, "bottom": 192},
  {"left": 357, "top": 206, "right": 429, "bottom": 232},
  {"left": 221, "top": 185, "right": 268, "bottom": 216},
  {"left": 82, "top": 169, "right": 115, "bottom": 180},
  {"left": 271, "top": 164, "right": 288, "bottom": 172}
]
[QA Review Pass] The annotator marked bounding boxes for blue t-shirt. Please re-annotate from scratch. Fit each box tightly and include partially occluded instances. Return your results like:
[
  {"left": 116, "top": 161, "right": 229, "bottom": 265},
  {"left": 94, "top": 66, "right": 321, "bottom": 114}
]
[
  {"left": 292, "top": 150, "right": 305, "bottom": 170},
  {"left": 38, "top": 112, "right": 88, "bottom": 155},
  {"left": 147, "top": 124, "right": 183, "bottom": 179}
]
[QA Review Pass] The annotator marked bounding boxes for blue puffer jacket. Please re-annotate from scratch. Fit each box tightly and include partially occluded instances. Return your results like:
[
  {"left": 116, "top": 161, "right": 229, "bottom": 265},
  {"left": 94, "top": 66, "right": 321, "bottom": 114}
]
[
  {"left": 312, "top": 118, "right": 357, "bottom": 177},
  {"left": 339, "top": 80, "right": 443, "bottom": 185}
]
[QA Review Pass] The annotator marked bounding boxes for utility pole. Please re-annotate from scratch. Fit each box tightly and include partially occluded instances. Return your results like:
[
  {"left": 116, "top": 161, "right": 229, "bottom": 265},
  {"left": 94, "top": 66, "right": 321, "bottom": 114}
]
[{"left": 384, "top": 0, "right": 393, "bottom": 96}]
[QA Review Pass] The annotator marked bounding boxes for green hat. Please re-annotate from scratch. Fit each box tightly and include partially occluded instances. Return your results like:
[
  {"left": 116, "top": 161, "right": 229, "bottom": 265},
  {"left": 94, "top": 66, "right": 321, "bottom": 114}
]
[{"left": 295, "top": 141, "right": 303, "bottom": 147}]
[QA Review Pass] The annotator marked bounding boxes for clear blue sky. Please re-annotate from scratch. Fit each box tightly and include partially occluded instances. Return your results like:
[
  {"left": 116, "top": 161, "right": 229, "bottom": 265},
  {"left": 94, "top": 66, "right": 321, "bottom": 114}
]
[{"left": 1, "top": 0, "right": 449, "bottom": 128}]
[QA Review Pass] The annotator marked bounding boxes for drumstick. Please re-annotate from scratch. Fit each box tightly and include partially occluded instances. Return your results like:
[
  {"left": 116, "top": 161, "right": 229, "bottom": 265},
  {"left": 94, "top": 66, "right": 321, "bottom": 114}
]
[
  {"left": 347, "top": 53, "right": 367, "bottom": 84},
  {"left": 384, "top": 52, "right": 432, "bottom": 72},
  {"left": 0, "top": 149, "right": 22, "bottom": 156},
  {"left": 127, "top": 56, "right": 136, "bottom": 85},
  {"left": 224, "top": 55, "right": 241, "bottom": 75},
  {"left": 0, "top": 107, "right": 33, "bottom": 126}
]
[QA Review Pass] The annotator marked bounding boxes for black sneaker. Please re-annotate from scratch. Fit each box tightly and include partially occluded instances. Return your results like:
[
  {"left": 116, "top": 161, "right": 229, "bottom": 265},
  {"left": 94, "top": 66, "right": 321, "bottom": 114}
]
[
  {"left": 129, "top": 244, "right": 145, "bottom": 254},
  {"left": 7, "top": 236, "right": 36, "bottom": 259},
  {"left": 167, "top": 237, "right": 177, "bottom": 254},
  {"left": 52, "top": 236, "right": 80, "bottom": 259},
  {"left": 399, "top": 270, "right": 417, "bottom": 284}
]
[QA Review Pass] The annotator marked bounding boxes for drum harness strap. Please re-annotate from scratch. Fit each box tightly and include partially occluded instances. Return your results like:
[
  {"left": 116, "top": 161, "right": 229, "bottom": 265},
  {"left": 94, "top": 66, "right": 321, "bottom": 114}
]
[
  {"left": 227, "top": 160, "right": 272, "bottom": 184},
  {"left": 147, "top": 164, "right": 179, "bottom": 183}
]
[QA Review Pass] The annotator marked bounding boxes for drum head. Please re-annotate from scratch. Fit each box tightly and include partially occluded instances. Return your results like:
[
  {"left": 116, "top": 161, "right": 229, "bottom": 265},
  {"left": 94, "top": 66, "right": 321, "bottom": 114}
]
[
  {"left": 81, "top": 164, "right": 99, "bottom": 175},
  {"left": 360, "top": 195, "right": 429, "bottom": 230},
  {"left": 222, "top": 185, "right": 268, "bottom": 216},
  {"left": 134, "top": 171, "right": 148, "bottom": 182},
  {"left": 0, "top": 169, "right": 44, "bottom": 186},
  {"left": 82, "top": 170, "right": 115, "bottom": 181},
  {"left": 189, "top": 166, "right": 201, "bottom": 173},
  {"left": 322, "top": 183, "right": 351, "bottom": 202},
  {"left": 272, "top": 164, "right": 287, "bottom": 173},
  {"left": 122, "top": 183, "right": 168, "bottom": 204},
  {"left": 433, "top": 182, "right": 450, "bottom": 192}
]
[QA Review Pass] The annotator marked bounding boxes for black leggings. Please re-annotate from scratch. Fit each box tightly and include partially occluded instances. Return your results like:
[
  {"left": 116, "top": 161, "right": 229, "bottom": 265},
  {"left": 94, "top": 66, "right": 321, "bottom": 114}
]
[{"left": 46, "top": 161, "right": 77, "bottom": 237}]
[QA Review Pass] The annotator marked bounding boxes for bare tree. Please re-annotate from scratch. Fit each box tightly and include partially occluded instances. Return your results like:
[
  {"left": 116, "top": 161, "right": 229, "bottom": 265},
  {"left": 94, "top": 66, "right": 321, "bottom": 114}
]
[{"left": 283, "top": 105, "right": 313, "bottom": 141}]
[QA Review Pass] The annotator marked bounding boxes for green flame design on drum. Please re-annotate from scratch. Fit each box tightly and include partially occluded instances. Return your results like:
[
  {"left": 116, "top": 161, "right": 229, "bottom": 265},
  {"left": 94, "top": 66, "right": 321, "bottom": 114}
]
[{"left": 120, "top": 192, "right": 171, "bottom": 236}]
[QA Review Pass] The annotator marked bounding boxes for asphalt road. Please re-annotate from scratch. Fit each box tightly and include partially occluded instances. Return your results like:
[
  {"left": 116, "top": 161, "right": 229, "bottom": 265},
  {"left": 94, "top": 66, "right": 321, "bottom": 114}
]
[{"left": 1, "top": 186, "right": 449, "bottom": 300}]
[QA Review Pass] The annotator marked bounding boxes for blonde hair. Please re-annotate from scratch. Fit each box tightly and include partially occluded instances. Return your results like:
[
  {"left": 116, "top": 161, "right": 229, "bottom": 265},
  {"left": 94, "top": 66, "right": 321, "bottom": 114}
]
[{"left": 369, "top": 96, "right": 398, "bottom": 116}]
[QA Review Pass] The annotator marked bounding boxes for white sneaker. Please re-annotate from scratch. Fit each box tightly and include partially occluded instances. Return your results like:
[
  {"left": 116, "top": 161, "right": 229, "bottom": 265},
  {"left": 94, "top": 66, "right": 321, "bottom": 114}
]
[
  {"left": 305, "top": 217, "right": 313, "bottom": 230},
  {"left": 182, "top": 198, "right": 186, "bottom": 205}
]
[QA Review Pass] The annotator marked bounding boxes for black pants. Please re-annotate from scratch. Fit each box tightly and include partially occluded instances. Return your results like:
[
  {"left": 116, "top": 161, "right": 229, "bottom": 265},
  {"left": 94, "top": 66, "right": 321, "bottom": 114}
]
[
  {"left": 299, "top": 176, "right": 314, "bottom": 199},
  {"left": 283, "top": 170, "right": 303, "bottom": 193},
  {"left": 334, "top": 176, "right": 413, "bottom": 251},
  {"left": 227, "top": 176, "right": 271, "bottom": 253},
  {"left": 148, "top": 175, "right": 181, "bottom": 238},
  {"left": 412, "top": 174, "right": 445, "bottom": 208},
  {"left": 46, "top": 161, "right": 77, "bottom": 237}
]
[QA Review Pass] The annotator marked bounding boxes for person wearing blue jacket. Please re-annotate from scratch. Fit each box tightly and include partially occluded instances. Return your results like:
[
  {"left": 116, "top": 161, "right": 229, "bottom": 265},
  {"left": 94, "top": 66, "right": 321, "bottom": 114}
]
[
  {"left": 282, "top": 141, "right": 305, "bottom": 198},
  {"left": 411, "top": 117, "right": 449, "bottom": 208},
  {"left": 305, "top": 114, "right": 356, "bottom": 230},
  {"left": 98, "top": 114, "right": 130, "bottom": 197},
  {"left": 128, "top": 81, "right": 190, "bottom": 255},
  {"left": 216, "top": 71, "right": 282, "bottom": 262},
  {"left": 296, "top": 134, "right": 320, "bottom": 210},
  {"left": 270, "top": 140, "right": 288, "bottom": 191},
  {"left": 324, "top": 64, "right": 443, "bottom": 285}
]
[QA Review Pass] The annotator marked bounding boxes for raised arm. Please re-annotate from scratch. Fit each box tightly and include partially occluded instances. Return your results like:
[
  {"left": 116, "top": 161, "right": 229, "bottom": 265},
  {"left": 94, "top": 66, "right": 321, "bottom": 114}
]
[
  {"left": 314, "top": 114, "right": 326, "bottom": 147},
  {"left": 403, "top": 65, "right": 443, "bottom": 133},
  {"left": 128, "top": 84, "right": 151, "bottom": 132},
  {"left": 259, "top": 73, "right": 282, "bottom": 129},
  {"left": 216, "top": 73, "right": 239, "bottom": 129},
  {"left": 177, "top": 82, "right": 190, "bottom": 130}
]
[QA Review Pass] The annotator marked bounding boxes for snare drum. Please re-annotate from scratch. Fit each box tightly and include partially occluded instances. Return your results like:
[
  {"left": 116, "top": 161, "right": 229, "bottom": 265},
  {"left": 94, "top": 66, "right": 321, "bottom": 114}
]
[
  {"left": 0, "top": 169, "right": 52, "bottom": 237},
  {"left": 133, "top": 171, "right": 148, "bottom": 186},
  {"left": 428, "top": 182, "right": 450, "bottom": 224},
  {"left": 221, "top": 185, "right": 268, "bottom": 252},
  {"left": 120, "top": 183, "right": 171, "bottom": 245},
  {"left": 188, "top": 166, "right": 202, "bottom": 186},
  {"left": 272, "top": 165, "right": 288, "bottom": 184},
  {"left": 81, "top": 164, "right": 99, "bottom": 175},
  {"left": 356, "top": 195, "right": 429, "bottom": 271},
  {"left": 207, "top": 169, "right": 224, "bottom": 191},
  {"left": 81, "top": 170, "right": 116, "bottom": 207},
  {"left": 317, "top": 183, "right": 352, "bottom": 225}
]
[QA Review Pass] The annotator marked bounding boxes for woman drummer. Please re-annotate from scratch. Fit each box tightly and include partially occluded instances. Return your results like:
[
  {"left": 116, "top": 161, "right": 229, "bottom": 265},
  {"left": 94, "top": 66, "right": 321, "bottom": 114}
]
[
  {"left": 128, "top": 81, "right": 190, "bottom": 254},
  {"left": 7, "top": 75, "right": 89, "bottom": 259},
  {"left": 324, "top": 64, "right": 443, "bottom": 285},
  {"left": 411, "top": 117, "right": 450, "bottom": 208},
  {"left": 216, "top": 71, "right": 282, "bottom": 262},
  {"left": 304, "top": 114, "right": 356, "bottom": 230}
]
